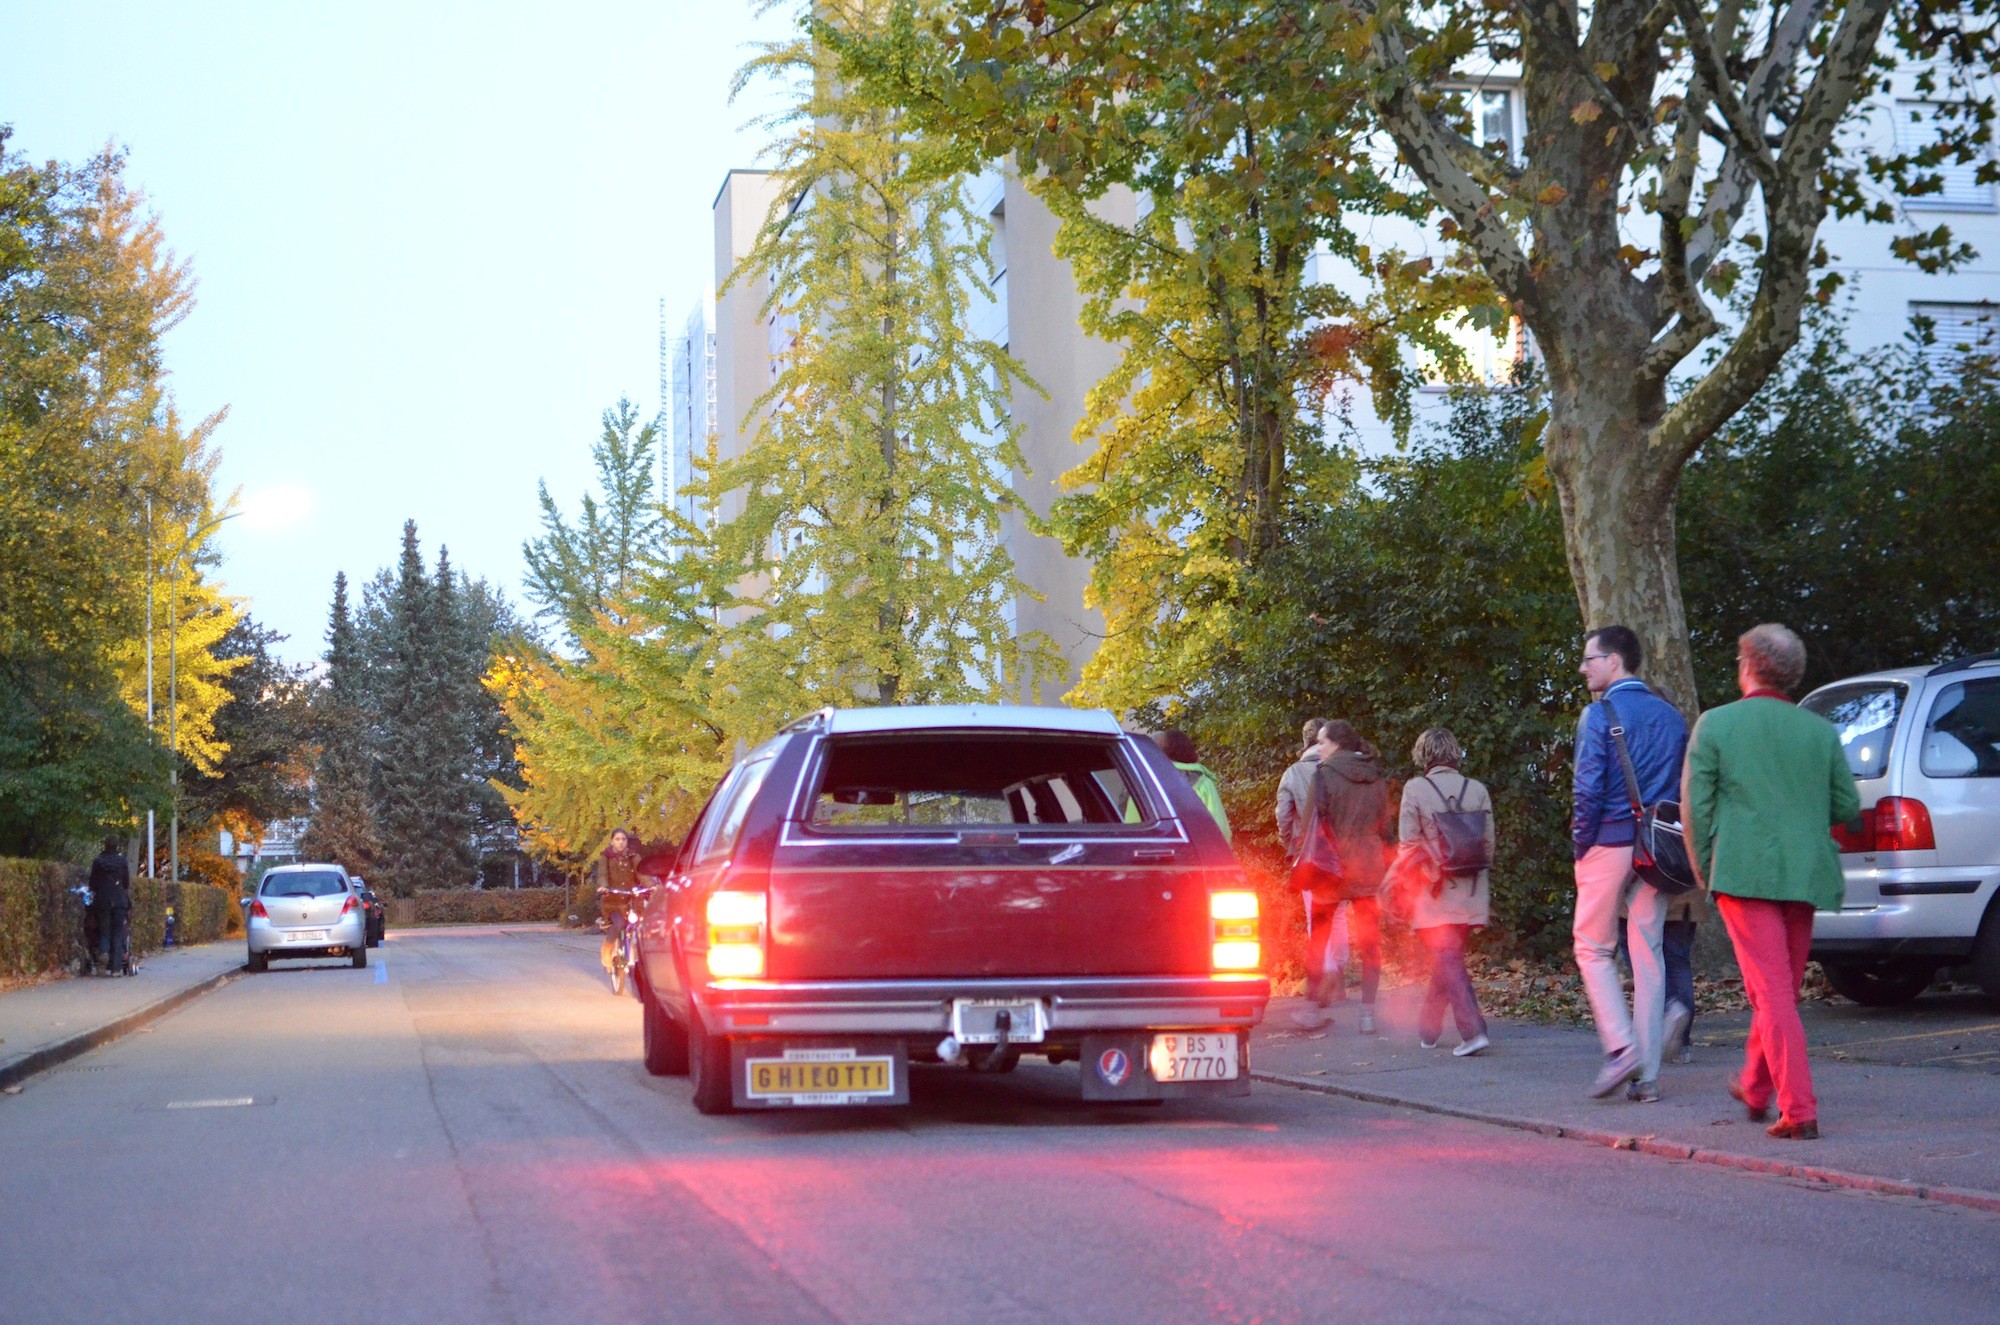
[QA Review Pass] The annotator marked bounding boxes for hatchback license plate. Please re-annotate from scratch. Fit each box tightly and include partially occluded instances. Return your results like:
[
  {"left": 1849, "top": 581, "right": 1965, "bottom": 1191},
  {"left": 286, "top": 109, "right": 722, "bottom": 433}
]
[
  {"left": 744, "top": 1050, "right": 896, "bottom": 1104},
  {"left": 287, "top": 930, "right": 327, "bottom": 944},
  {"left": 1148, "top": 1032, "right": 1239, "bottom": 1082}
]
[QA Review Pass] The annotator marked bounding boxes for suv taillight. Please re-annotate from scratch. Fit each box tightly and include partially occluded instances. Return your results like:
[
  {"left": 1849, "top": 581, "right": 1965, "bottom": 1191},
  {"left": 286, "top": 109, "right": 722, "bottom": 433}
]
[
  {"left": 1833, "top": 796, "right": 1936, "bottom": 853},
  {"left": 706, "top": 890, "right": 767, "bottom": 979},
  {"left": 1874, "top": 796, "right": 1935, "bottom": 852},
  {"left": 1210, "top": 889, "right": 1260, "bottom": 972}
]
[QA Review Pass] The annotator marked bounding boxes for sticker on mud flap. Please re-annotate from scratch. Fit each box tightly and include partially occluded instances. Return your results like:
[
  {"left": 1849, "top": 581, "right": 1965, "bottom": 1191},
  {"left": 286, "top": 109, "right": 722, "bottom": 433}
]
[{"left": 1096, "top": 1047, "right": 1132, "bottom": 1087}]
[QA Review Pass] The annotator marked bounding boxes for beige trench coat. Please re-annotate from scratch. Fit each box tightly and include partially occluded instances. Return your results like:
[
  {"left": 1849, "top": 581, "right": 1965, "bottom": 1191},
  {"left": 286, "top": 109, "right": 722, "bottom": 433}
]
[{"left": 1397, "top": 767, "right": 1494, "bottom": 930}]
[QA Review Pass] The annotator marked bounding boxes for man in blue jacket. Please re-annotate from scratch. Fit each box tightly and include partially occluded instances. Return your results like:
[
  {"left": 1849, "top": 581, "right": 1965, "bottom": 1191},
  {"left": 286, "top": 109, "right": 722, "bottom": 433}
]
[{"left": 1573, "top": 626, "right": 1689, "bottom": 1101}]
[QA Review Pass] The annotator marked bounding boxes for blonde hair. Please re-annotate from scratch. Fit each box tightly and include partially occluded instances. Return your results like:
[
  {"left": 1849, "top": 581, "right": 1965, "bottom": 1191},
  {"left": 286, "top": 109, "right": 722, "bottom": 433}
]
[
  {"left": 1411, "top": 727, "right": 1464, "bottom": 770},
  {"left": 1739, "top": 623, "right": 1807, "bottom": 693}
]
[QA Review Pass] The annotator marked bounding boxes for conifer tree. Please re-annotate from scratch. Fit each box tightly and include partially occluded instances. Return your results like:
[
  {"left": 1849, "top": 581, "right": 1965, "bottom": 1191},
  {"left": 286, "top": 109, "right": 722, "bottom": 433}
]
[{"left": 299, "top": 573, "right": 377, "bottom": 871}]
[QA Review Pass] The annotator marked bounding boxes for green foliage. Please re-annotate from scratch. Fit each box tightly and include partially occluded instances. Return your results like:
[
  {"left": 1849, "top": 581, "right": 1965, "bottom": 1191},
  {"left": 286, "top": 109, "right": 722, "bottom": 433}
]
[
  {"left": 183, "top": 616, "right": 314, "bottom": 846},
  {"left": 0, "top": 131, "right": 228, "bottom": 857},
  {"left": 410, "top": 887, "right": 566, "bottom": 926},
  {"left": 298, "top": 573, "right": 377, "bottom": 874},
  {"left": 522, "top": 398, "right": 664, "bottom": 651},
  {"left": 0, "top": 857, "right": 234, "bottom": 978}
]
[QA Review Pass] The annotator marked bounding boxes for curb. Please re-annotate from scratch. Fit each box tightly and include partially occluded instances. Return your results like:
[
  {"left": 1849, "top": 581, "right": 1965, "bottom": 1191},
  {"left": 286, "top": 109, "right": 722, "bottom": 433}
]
[
  {"left": 0, "top": 966, "right": 242, "bottom": 1092},
  {"left": 1253, "top": 1070, "right": 2000, "bottom": 1216}
]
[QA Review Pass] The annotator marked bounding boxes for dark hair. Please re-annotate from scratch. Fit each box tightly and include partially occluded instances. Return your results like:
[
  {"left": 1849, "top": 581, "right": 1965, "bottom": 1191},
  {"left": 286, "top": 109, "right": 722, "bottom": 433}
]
[
  {"left": 1317, "top": 720, "right": 1379, "bottom": 760},
  {"left": 1587, "top": 625, "right": 1643, "bottom": 673},
  {"left": 102, "top": 835, "right": 122, "bottom": 855},
  {"left": 1158, "top": 729, "right": 1199, "bottom": 765}
]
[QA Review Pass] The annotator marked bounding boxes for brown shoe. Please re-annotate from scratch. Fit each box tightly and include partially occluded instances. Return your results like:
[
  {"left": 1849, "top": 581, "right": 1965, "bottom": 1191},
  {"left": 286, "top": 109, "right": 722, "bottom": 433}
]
[
  {"left": 1728, "top": 1079, "right": 1772, "bottom": 1123},
  {"left": 1767, "top": 1117, "right": 1819, "bottom": 1140}
]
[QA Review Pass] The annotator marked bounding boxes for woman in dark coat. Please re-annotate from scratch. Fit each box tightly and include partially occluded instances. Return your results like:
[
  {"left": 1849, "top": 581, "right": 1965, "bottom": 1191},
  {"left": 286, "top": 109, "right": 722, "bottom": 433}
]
[
  {"left": 1301, "top": 721, "right": 1393, "bottom": 1034},
  {"left": 595, "top": 828, "right": 641, "bottom": 973}
]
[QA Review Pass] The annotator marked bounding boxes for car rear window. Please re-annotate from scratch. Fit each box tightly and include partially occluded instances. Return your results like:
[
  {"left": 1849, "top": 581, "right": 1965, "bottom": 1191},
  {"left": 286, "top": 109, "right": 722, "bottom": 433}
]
[
  {"left": 260, "top": 870, "right": 348, "bottom": 898},
  {"left": 806, "top": 734, "right": 1146, "bottom": 829},
  {"left": 1801, "top": 682, "right": 1905, "bottom": 780},
  {"left": 1920, "top": 677, "right": 2000, "bottom": 778}
]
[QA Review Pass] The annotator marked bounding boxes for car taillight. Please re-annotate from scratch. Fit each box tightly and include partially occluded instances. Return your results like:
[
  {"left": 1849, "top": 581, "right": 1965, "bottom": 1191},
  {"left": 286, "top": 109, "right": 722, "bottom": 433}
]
[
  {"left": 1210, "top": 889, "right": 1260, "bottom": 972},
  {"left": 340, "top": 895, "right": 360, "bottom": 916},
  {"left": 1874, "top": 796, "right": 1935, "bottom": 852},
  {"left": 706, "top": 890, "right": 767, "bottom": 979},
  {"left": 249, "top": 899, "right": 268, "bottom": 919},
  {"left": 1833, "top": 797, "right": 1936, "bottom": 853}
]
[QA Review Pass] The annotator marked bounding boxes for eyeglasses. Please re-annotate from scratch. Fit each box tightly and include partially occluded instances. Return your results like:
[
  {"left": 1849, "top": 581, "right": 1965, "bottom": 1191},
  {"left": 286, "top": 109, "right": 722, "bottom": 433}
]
[{"left": 1581, "top": 653, "right": 1614, "bottom": 664}]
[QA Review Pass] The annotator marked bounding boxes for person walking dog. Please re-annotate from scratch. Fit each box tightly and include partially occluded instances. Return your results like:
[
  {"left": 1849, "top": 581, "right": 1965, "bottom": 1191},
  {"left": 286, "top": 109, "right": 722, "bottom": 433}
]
[
  {"left": 1399, "top": 728, "right": 1493, "bottom": 1057},
  {"left": 1685, "top": 624, "right": 1858, "bottom": 1140},
  {"left": 1573, "top": 626, "right": 1690, "bottom": 1101}
]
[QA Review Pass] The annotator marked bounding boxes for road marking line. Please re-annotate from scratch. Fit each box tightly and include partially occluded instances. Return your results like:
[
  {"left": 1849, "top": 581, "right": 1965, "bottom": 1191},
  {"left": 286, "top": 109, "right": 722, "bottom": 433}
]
[
  {"left": 375, "top": 960, "right": 388, "bottom": 984},
  {"left": 1817, "top": 1022, "right": 2000, "bottom": 1051},
  {"left": 166, "top": 1097, "right": 256, "bottom": 1109}
]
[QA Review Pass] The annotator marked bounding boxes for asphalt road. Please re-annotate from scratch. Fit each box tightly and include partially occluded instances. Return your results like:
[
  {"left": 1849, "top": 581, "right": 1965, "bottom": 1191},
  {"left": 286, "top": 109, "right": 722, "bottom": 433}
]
[{"left": 4, "top": 928, "right": 1999, "bottom": 1325}]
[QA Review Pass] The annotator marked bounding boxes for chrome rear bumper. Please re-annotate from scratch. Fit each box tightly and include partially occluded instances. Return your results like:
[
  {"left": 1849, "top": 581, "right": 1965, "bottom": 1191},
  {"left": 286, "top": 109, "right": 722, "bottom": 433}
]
[{"left": 698, "top": 974, "right": 1269, "bottom": 1037}]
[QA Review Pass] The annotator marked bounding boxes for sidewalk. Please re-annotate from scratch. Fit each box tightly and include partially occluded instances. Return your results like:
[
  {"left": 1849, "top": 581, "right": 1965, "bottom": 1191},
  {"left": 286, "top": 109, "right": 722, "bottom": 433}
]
[
  {"left": 1254, "top": 987, "right": 2000, "bottom": 1213},
  {"left": 0, "top": 941, "right": 244, "bottom": 1089}
]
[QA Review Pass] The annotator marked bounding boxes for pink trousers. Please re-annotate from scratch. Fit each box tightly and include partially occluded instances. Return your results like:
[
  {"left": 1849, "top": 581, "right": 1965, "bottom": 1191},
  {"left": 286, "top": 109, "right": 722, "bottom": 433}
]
[{"left": 1716, "top": 894, "right": 1817, "bottom": 1123}]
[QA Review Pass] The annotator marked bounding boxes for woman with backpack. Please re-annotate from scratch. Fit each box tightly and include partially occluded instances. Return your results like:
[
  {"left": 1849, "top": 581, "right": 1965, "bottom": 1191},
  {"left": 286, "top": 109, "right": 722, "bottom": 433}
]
[{"left": 1398, "top": 727, "right": 1494, "bottom": 1056}]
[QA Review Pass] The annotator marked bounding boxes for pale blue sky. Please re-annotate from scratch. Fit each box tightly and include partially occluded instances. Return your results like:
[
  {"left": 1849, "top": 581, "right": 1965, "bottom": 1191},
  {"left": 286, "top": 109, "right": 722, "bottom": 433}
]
[{"left": 2, "top": 1, "right": 787, "bottom": 659}]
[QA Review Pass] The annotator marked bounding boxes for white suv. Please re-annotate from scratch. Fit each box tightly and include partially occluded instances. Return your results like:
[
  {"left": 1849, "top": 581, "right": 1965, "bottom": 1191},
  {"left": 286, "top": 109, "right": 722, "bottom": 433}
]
[{"left": 1801, "top": 652, "right": 2000, "bottom": 1005}]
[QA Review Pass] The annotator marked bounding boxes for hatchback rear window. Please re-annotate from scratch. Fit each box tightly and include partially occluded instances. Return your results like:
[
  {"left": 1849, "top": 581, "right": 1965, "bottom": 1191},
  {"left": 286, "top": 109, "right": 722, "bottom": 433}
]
[
  {"left": 806, "top": 734, "right": 1145, "bottom": 829},
  {"left": 1921, "top": 677, "right": 2000, "bottom": 778},
  {"left": 1801, "top": 683, "right": 1905, "bottom": 780},
  {"left": 260, "top": 870, "right": 348, "bottom": 898}
]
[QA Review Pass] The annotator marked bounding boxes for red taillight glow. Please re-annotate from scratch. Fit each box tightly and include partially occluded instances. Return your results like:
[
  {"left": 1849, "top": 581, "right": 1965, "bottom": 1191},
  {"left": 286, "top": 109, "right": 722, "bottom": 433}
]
[
  {"left": 249, "top": 899, "right": 268, "bottom": 919},
  {"left": 1210, "top": 889, "right": 1261, "bottom": 972},
  {"left": 706, "top": 890, "right": 767, "bottom": 979},
  {"left": 1832, "top": 797, "right": 1936, "bottom": 853},
  {"left": 340, "top": 895, "right": 360, "bottom": 916}
]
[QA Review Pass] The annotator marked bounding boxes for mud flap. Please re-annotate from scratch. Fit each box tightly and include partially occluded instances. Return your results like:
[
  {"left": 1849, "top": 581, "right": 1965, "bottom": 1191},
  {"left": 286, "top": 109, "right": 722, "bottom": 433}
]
[{"left": 1079, "top": 1031, "right": 1251, "bottom": 1101}]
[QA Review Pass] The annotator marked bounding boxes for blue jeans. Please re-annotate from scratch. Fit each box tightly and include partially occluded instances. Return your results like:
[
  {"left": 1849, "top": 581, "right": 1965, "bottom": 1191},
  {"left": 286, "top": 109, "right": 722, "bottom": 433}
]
[
  {"left": 1418, "top": 924, "right": 1487, "bottom": 1043},
  {"left": 1663, "top": 919, "right": 1697, "bottom": 1024}
]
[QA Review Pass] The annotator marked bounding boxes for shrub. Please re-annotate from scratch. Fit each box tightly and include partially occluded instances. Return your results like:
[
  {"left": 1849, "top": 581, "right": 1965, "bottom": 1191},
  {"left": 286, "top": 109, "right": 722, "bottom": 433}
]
[
  {"left": 411, "top": 887, "right": 567, "bottom": 926},
  {"left": 0, "top": 858, "right": 245, "bottom": 978}
]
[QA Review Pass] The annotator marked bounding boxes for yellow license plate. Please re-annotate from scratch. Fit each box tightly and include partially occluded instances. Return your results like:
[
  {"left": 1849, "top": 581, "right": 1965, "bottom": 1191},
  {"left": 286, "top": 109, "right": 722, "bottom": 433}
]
[{"left": 745, "top": 1053, "right": 895, "bottom": 1103}]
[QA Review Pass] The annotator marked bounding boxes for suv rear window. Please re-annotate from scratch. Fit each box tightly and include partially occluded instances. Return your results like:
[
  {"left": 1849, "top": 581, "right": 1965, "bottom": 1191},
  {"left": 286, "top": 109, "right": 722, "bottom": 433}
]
[
  {"left": 1801, "top": 683, "right": 1905, "bottom": 780},
  {"left": 806, "top": 734, "right": 1144, "bottom": 829},
  {"left": 261, "top": 870, "right": 347, "bottom": 898},
  {"left": 1921, "top": 677, "right": 2000, "bottom": 778}
]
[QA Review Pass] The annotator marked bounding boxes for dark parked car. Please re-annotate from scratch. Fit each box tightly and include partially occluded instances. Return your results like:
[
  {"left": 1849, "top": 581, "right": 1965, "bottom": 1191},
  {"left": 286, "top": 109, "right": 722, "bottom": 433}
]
[
  {"left": 634, "top": 705, "right": 1269, "bottom": 1114},
  {"left": 350, "top": 878, "right": 385, "bottom": 947}
]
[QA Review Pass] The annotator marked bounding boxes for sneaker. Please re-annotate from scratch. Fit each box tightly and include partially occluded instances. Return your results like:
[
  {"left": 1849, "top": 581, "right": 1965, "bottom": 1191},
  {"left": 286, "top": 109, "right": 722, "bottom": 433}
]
[
  {"left": 1358, "top": 1008, "right": 1378, "bottom": 1036},
  {"left": 1767, "top": 1116, "right": 1819, "bottom": 1140},
  {"left": 1673, "top": 1044, "right": 1694, "bottom": 1066},
  {"left": 1289, "top": 1006, "right": 1333, "bottom": 1031},
  {"left": 1452, "top": 1033, "right": 1490, "bottom": 1058},
  {"left": 1419, "top": 1036, "right": 1441, "bottom": 1050},
  {"left": 1589, "top": 1047, "right": 1642, "bottom": 1098},
  {"left": 1627, "top": 1078, "right": 1661, "bottom": 1103},
  {"left": 1662, "top": 1001, "right": 1693, "bottom": 1062}
]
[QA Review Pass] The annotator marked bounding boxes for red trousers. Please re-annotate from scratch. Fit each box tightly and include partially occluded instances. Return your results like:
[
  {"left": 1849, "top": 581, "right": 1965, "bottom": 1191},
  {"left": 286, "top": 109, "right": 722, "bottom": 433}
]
[{"left": 1716, "top": 894, "right": 1817, "bottom": 1123}]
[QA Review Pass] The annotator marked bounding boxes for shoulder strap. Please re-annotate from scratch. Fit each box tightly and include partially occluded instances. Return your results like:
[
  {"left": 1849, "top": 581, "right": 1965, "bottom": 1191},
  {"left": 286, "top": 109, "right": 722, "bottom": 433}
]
[
  {"left": 1418, "top": 773, "right": 1465, "bottom": 812},
  {"left": 1597, "top": 697, "right": 1649, "bottom": 816}
]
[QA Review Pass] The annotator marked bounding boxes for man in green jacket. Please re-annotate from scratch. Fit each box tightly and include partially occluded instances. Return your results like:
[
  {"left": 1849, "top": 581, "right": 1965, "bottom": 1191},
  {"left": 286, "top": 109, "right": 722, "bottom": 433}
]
[{"left": 1685, "top": 623, "right": 1860, "bottom": 1140}]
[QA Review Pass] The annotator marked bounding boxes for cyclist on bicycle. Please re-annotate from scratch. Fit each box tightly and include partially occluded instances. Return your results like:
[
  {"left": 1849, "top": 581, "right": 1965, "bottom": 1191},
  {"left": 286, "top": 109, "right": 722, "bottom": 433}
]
[{"left": 595, "top": 828, "right": 641, "bottom": 975}]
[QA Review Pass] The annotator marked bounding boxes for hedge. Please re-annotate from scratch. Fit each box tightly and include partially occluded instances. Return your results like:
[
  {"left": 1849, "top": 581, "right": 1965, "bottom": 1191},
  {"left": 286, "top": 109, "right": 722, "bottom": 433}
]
[
  {"left": 0, "top": 857, "right": 240, "bottom": 979},
  {"left": 410, "top": 887, "right": 567, "bottom": 926}
]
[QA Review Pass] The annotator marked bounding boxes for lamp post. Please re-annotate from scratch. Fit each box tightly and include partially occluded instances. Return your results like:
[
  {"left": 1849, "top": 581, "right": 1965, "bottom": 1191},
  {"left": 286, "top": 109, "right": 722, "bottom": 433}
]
[{"left": 157, "top": 509, "right": 238, "bottom": 884}]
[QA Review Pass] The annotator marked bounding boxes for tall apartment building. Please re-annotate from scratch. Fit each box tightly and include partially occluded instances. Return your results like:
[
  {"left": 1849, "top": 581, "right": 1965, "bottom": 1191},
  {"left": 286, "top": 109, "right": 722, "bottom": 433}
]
[{"left": 663, "top": 294, "right": 716, "bottom": 542}]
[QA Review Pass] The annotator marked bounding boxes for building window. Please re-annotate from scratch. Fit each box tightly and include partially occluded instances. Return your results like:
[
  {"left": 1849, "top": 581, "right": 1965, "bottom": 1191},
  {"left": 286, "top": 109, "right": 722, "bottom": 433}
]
[
  {"left": 1445, "top": 84, "right": 1522, "bottom": 163},
  {"left": 1894, "top": 102, "right": 1997, "bottom": 211},
  {"left": 1910, "top": 301, "right": 1999, "bottom": 379}
]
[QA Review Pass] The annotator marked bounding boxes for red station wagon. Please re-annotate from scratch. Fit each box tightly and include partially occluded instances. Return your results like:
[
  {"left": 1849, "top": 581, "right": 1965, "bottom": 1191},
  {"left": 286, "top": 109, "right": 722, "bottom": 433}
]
[{"left": 633, "top": 706, "right": 1270, "bottom": 1114}]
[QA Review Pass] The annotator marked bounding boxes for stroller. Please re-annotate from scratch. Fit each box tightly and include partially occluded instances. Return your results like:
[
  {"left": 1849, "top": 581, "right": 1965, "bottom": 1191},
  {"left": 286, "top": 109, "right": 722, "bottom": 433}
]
[{"left": 70, "top": 884, "right": 135, "bottom": 977}]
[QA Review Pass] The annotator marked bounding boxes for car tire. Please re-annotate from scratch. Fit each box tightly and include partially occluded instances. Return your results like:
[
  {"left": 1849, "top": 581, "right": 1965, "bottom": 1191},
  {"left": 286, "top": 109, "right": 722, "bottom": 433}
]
[
  {"left": 247, "top": 950, "right": 266, "bottom": 973},
  {"left": 1970, "top": 904, "right": 2000, "bottom": 1000},
  {"left": 643, "top": 984, "right": 690, "bottom": 1077},
  {"left": 687, "top": 1009, "right": 734, "bottom": 1115},
  {"left": 351, "top": 945, "right": 368, "bottom": 970},
  {"left": 1824, "top": 959, "right": 1934, "bottom": 1006}
]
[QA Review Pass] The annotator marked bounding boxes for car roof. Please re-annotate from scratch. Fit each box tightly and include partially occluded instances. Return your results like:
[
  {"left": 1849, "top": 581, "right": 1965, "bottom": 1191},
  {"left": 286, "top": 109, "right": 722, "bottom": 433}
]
[
  {"left": 1804, "top": 655, "right": 2000, "bottom": 697},
  {"left": 264, "top": 862, "right": 349, "bottom": 875},
  {"left": 810, "top": 705, "right": 1126, "bottom": 737}
]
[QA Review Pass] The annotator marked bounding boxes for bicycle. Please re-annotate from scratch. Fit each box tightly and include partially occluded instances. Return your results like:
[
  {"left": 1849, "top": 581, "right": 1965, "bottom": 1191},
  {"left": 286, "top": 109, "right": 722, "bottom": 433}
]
[{"left": 597, "top": 886, "right": 650, "bottom": 997}]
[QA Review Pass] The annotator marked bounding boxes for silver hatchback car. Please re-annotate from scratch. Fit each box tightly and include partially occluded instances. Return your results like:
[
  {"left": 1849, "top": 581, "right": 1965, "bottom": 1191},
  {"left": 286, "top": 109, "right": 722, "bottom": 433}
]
[
  {"left": 246, "top": 863, "right": 368, "bottom": 972},
  {"left": 1801, "top": 652, "right": 2000, "bottom": 1004}
]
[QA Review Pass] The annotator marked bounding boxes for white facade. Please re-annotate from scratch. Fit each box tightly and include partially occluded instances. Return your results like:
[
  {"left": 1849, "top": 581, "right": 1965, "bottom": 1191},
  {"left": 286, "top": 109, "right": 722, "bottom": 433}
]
[{"left": 664, "top": 294, "right": 716, "bottom": 540}]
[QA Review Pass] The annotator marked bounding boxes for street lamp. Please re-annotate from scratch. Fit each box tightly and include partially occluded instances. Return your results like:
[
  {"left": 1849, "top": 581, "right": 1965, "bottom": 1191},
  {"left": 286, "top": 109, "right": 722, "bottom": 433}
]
[{"left": 148, "top": 507, "right": 237, "bottom": 883}]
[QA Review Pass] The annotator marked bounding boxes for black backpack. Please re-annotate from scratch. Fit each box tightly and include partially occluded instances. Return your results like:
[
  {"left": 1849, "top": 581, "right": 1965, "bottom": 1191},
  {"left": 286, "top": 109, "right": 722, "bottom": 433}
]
[{"left": 1419, "top": 774, "right": 1493, "bottom": 875}]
